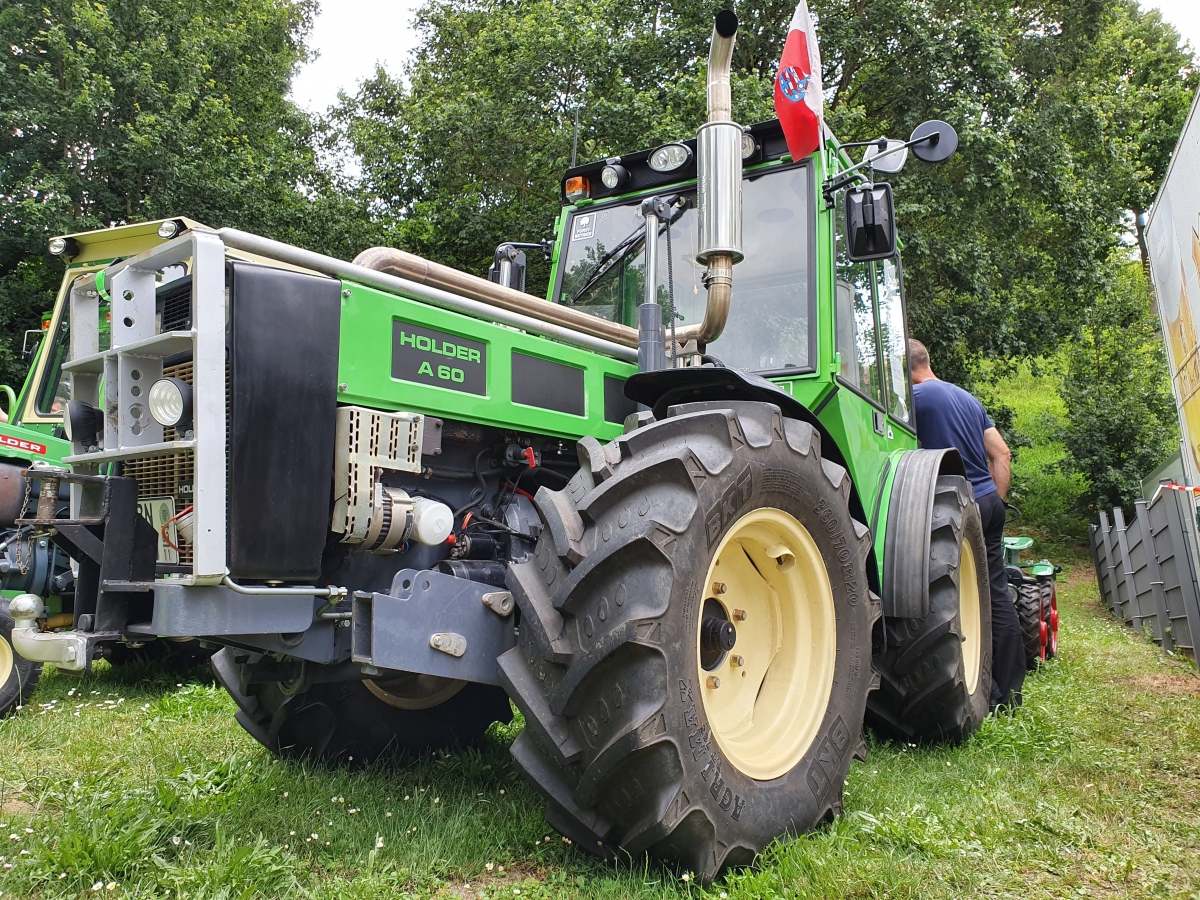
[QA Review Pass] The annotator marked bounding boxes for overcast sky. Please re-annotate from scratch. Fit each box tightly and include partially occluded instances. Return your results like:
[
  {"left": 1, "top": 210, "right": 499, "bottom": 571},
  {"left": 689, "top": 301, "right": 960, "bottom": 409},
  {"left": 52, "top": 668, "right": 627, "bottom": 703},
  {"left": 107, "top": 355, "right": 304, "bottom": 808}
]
[{"left": 290, "top": 0, "right": 1200, "bottom": 114}]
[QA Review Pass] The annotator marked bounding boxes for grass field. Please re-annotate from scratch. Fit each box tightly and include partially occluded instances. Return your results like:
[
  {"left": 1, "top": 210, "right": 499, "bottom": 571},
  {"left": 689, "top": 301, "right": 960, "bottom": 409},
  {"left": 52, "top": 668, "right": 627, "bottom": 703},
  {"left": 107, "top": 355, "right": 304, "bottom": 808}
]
[{"left": 0, "top": 554, "right": 1197, "bottom": 899}]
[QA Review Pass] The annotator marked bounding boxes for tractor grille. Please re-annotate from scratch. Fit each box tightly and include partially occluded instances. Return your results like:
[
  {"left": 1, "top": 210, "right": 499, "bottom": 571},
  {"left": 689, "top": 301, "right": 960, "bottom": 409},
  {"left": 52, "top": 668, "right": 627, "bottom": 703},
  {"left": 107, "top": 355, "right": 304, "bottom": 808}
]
[{"left": 125, "top": 360, "right": 195, "bottom": 568}]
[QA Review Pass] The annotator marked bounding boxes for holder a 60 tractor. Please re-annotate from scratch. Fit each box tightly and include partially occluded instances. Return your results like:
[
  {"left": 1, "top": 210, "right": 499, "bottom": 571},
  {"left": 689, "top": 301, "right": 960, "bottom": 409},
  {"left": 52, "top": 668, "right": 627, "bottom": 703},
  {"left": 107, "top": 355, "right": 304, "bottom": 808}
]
[{"left": 10, "top": 14, "right": 990, "bottom": 877}]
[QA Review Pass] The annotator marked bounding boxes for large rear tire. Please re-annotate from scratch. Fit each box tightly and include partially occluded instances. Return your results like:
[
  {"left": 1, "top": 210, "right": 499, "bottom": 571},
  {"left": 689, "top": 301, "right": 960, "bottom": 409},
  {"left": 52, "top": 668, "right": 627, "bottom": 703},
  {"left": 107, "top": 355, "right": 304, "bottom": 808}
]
[
  {"left": 0, "top": 611, "right": 40, "bottom": 717},
  {"left": 867, "top": 475, "right": 991, "bottom": 742},
  {"left": 212, "top": 649, "right": 512, "bottom": 764},
  {"left": 501, "top": 402, "right": 877, "bottom": 878}
]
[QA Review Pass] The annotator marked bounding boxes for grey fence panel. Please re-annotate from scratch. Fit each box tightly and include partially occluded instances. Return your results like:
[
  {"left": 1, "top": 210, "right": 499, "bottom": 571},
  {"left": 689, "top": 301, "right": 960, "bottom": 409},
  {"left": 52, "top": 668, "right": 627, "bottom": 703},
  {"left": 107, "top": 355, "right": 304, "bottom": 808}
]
[
  {"left": 1111, "top": 507, "right": 1140, "bottom": 629},
  {"left": 1095, "top": 510, "right": 1118, "bottom": 611},
  {"left": 1130, "top": 500, "right": 1169, "bottom": 645},
  {"left": 1147, "top": 489, "right": 1200, "bottom": 658}
]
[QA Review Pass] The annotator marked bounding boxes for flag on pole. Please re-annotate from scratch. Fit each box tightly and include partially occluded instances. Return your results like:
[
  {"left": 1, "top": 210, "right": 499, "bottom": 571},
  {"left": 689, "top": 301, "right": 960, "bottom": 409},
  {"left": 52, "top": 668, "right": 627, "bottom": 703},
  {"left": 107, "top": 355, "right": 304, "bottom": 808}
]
[{"left": 774, "top": 0, "right": 823, "bottom": 161}]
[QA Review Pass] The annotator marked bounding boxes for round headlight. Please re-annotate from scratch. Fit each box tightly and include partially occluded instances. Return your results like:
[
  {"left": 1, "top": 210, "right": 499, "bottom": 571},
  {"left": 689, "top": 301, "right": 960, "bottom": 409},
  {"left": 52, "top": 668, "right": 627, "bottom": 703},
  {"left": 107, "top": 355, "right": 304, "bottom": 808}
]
[
  {"left": 600, "top": 163, "right": 628, "bottom": 190},
  {"left": 48, "top": 238, "right": 68, "bottom": 256},
  {"left": 157, "top": 220, "right": 179, "bottom": 239},
  {"left": 741, "top": 132, "right": 757, "bottom": 159},
  {"left": 148, "top": 377, "right": 192, "bottom": 428},
  {"left": 648, "top": 143, "right": 692, "bottom": 172}
]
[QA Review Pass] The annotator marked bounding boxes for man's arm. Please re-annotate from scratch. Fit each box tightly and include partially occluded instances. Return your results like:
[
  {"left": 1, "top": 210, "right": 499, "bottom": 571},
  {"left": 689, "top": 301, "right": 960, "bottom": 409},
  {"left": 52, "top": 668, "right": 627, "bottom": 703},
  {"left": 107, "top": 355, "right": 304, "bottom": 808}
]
[{"left": 984, "top": 427, "right": 1012, "bottom": 500}]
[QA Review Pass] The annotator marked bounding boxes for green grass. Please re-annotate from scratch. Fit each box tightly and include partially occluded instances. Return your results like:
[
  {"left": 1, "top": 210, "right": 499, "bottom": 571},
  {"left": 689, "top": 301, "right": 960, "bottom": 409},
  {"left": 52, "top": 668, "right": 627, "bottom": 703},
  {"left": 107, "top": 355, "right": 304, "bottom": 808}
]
[{"left": 1, "top": 558, "right": 1198, "bottom": 899}]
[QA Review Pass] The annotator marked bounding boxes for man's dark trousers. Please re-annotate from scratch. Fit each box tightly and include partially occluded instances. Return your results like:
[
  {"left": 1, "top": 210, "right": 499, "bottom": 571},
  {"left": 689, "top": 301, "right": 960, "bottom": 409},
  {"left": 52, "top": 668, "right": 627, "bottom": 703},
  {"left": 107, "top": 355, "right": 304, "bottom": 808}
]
[{"left": 976, "top": 490, "right": 1024, "bottom": 710}]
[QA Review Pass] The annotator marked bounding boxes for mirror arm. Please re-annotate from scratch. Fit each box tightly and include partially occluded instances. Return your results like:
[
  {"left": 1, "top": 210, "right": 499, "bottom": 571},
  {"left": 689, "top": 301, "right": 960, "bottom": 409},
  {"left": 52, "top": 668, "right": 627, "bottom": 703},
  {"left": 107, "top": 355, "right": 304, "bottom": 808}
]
[{"left": 822, "top": 131, "right": 939, "bottom": 208}]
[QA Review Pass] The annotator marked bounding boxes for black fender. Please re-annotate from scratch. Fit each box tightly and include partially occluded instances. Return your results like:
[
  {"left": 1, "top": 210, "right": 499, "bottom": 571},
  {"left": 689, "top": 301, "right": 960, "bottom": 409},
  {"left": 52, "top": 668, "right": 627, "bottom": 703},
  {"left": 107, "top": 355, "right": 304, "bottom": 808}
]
[
  {"left": 625, "top": 367, "right": 879, "bottom": 591},
  {"left": 881, "top": 448, "right": 967, "bottom": 619}
]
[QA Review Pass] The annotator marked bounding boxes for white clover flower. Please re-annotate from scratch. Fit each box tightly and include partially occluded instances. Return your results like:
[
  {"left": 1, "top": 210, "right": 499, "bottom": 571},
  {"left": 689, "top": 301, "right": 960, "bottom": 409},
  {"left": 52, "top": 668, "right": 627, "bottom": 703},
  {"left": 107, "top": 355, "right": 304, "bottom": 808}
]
[
  {"left": 486, "top": 862, "right": 494, "bottom": 872},
  {"left": 720, "top": 893, "right": 728, "bottom": 899},
  {"left": 172, "top": 836, "right": 180, "bottom": 845},
  {"left": 375, "top": 836, "right": 384, "bottom": 850},
  {"left": 106, "top": 883, "right": 116, "bottom": 892},
  {"left": 433, "top": 798, "right": 439, "bottom": 804},
  {"left": 92, "top": 882, "right": 103, "bottom": 892},
  {"left": 385, "top": 812, "right": 392, "bottom": 818},
  {"left": 23, "top": 829, "right": 31, "bottom": 834}
]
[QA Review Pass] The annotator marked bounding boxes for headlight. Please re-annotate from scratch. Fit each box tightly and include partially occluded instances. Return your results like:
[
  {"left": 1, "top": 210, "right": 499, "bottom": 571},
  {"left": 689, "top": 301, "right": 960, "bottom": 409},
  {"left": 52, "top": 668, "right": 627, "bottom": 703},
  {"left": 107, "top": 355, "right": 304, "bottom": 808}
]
[
  {"left": 600, "top": 162, "right": 628, "bottom": 190},
  {"left": 741, "top": 132, "right": 757, "bottom": 159},
  {"left": 48, "top": 237, "right": 79, "bottom": 257},
  {"left": 148, "top": 377, "right": 193, "bottom": 428},
  {"left": 648, "top": 143, "right": 692, "bottom": 172},
  {"left": 156, "top": 220, "right": 179, "bottom": 239}
]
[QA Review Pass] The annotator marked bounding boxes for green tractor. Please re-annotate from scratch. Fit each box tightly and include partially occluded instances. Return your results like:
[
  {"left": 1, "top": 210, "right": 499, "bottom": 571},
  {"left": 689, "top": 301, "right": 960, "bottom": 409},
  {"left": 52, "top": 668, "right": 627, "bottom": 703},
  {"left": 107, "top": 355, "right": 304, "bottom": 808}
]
[
  {"left": 0, "top": 219, "right": 214, "bottom": 717},
  {"left": 12, "top": 15, "right": 991, "bottom": 877},
  {"left": 1002, "top": 535, "right": 1059, "bottom": 668}
]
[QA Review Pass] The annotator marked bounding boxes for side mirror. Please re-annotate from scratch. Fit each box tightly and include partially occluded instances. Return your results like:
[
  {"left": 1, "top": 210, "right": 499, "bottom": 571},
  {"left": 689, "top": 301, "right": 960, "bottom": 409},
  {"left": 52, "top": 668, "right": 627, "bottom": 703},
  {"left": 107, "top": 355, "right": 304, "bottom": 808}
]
[
  {"left": 863, "top": 139, "right": 909, "bottom": 174},
  {"left": 910, "top": 120, "right": 958, "bottom": 164},
  {"left": 844, "top": 184, "right": 896, "bottom": 262}
]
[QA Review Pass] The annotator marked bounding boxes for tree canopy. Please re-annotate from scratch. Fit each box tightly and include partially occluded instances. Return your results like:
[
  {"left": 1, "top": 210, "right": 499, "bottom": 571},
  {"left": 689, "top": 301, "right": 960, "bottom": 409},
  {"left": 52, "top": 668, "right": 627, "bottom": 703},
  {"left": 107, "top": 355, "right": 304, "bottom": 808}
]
[{"left": 0, "top": 0, "right": 370, "bottom": 387}]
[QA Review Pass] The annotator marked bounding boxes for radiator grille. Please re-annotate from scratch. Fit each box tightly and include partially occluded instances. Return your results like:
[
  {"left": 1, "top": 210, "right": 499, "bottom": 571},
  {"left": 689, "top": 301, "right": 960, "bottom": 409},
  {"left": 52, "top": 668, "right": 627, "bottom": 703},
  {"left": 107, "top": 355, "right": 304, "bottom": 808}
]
[
  {"left": 124, "top": 451, "right": 195, "bottom": 567},
  {"left": 128, "top": 359, "right": 195, "bottom": 567}
]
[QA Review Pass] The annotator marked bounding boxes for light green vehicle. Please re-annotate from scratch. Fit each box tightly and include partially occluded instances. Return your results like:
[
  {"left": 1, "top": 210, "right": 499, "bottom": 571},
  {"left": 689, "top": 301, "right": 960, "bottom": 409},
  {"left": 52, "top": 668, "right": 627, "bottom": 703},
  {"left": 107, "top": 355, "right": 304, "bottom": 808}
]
[
  {"left": 0, "top": 219, "right": 207, "bottom": 715},
  {"left": 10, "top": 15, "right": 991, "bottom": 878}
]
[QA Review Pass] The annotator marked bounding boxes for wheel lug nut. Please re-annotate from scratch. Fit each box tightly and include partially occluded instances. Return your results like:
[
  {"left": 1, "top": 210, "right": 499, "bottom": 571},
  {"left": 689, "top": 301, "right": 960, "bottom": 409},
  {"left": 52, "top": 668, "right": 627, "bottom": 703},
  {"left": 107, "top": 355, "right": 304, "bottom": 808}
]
[
  {"left": 706, "top": 676, "right": 721, "bottom": 689},
  {"left": 732, "top": 609, "right": 747, "bottom": 621},
  {"left": 730, "top": 655, "right": 744, "bottom": 667},
  {"left": 712, "top": 582, "right": 727, "bottom": 595}
]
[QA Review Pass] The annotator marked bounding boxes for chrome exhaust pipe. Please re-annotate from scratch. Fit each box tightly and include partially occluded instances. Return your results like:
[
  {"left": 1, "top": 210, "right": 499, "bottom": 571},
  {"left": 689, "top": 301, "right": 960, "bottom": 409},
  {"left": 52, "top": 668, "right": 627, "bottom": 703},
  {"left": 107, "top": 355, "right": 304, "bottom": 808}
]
[{"left": 680, "top": 10, "right": 742, "bottom": 350}]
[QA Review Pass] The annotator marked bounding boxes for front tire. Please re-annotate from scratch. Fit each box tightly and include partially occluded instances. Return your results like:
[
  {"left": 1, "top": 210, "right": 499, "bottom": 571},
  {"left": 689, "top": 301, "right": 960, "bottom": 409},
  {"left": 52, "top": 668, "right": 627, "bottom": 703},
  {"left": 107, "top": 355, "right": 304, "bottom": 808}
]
[
  {"left": 501, "top": 402, "right": 877, "bottom": 878},
  {"left": 212, "top": 649, "right": 512, "bottom": 764},
  {"left": 868, "top": 476, "right": 991, "bottom": 742},
  {"left": 0, "top": 612, "right": 40, "bottom": 717}
]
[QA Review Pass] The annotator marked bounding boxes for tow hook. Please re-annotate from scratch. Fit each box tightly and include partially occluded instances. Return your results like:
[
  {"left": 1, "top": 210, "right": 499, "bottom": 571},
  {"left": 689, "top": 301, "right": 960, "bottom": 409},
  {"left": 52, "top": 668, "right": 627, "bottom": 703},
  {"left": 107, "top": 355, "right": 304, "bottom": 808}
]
[{"left": 8, "top": 593, "right": 89, "bottom": 672}]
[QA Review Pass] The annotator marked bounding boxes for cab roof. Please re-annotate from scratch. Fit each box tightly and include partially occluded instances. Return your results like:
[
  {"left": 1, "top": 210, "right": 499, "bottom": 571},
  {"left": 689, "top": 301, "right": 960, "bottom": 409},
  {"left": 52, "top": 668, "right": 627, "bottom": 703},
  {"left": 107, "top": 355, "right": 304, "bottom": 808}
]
[{"left": 560, "top": 119, "right": 795, "bottom": 204}]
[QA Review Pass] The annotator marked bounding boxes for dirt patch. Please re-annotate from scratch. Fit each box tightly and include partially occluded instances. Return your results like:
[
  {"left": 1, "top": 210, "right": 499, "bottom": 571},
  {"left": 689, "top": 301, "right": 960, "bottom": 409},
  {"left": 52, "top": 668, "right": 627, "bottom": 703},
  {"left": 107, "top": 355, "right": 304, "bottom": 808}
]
[
  {"left": 0, "top": 790, "right": 35, "bottom": 816},
  {"left": 1116, "top": 674, "right": 1200, "bottom": 696}
]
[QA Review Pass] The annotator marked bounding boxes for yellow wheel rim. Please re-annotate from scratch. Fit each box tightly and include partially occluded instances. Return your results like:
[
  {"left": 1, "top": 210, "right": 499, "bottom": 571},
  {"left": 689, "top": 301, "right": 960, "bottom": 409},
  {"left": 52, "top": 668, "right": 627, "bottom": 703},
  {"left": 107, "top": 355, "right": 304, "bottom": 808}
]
[
  {"left": 0, "top": 635, "right": 12, "bottom": 689},
  {"left": 698, "top": 507, "right": 837, "bottom": 781},
  {"left": 959, "top": 538, "right": 982, "bottom": 695},
  {"left": 364, "top": 674, "right": 466, "bottom": 710}
]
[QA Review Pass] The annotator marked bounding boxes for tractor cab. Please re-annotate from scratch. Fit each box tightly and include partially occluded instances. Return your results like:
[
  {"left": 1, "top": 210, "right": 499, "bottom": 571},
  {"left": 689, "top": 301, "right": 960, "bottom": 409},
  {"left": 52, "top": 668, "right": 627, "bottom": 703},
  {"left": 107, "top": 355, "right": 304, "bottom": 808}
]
[{"left": 549, "top": 120, "right": 815, "bottom": 376}]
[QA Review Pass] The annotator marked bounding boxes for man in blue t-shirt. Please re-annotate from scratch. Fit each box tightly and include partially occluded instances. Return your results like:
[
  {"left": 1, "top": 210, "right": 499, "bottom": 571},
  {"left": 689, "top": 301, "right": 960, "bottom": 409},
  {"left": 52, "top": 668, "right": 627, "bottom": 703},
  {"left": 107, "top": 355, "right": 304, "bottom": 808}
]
[{"left": 908, "top": 340, "right": 1023, "bottom": 712}]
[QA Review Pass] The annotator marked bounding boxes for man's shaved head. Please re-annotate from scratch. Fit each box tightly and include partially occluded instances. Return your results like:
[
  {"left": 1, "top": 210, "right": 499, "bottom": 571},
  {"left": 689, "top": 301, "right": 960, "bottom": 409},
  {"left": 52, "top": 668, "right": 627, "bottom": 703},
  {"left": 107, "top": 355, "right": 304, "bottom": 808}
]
[{"left": 908, "top": 339, "right": 930, "bottom": 371}]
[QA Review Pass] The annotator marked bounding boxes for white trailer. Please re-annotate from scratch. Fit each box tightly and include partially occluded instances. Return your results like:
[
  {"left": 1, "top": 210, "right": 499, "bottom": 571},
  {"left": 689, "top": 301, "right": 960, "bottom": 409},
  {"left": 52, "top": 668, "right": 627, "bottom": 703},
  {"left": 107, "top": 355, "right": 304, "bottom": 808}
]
[{"left": 1147, "top": 87, "right": 1200, "bottom": 485}]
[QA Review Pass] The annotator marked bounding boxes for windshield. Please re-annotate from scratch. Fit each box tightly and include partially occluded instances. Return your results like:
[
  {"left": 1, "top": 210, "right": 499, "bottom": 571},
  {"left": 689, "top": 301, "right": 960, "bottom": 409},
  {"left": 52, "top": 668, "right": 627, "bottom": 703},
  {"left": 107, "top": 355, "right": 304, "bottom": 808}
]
[{"left": 556, "top": 162, "right": 814, "bottom": 373}]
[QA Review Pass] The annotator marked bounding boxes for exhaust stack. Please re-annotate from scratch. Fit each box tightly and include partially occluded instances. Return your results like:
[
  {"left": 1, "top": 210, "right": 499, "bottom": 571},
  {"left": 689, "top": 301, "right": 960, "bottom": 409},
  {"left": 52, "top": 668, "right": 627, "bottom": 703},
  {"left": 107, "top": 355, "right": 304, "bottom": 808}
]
[{"left": 684, "top": 10, "right": 743, "bottom": 350}]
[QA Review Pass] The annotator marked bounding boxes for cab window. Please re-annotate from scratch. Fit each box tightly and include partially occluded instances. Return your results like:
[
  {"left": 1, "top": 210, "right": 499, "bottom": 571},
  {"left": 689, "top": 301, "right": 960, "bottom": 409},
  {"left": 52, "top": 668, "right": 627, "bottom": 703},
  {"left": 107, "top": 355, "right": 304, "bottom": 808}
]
[
  {"left": 875, "top": 256, "right": 911, "bottom": 423},
  {"left": 834, "top": 195, "right": 882, "bottom": 404},
  {"left": 557, "top": 162, "right": 815, "bottom": 374}
]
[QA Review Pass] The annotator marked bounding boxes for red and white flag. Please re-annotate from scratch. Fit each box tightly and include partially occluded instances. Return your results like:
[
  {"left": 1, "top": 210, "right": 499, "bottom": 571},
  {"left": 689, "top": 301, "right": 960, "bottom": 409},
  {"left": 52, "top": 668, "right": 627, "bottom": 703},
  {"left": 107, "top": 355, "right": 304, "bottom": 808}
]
[{"left": 774, "top": 0, "right": 823, "bottom": 161}]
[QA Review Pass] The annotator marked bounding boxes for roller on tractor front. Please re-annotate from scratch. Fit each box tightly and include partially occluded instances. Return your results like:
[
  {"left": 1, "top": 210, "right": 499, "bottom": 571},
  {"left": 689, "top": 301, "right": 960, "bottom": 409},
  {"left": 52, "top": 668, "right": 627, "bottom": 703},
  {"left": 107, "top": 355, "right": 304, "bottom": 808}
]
[{"left": 11, "top": 14, "right": 991, "bottom": 878}]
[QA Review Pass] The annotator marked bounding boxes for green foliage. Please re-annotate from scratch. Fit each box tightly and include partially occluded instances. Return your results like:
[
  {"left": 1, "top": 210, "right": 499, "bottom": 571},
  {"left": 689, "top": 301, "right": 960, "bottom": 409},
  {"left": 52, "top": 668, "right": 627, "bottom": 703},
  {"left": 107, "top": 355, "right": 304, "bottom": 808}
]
[
  {"left": 988, "top": 358, "right": 1090, "bottom": 535},
  {"left": 1059, "top": 260, "right": 1179, "bottom": 513},
  {"left": 0, "top": 0, "right": 376, "bottom": 389}
]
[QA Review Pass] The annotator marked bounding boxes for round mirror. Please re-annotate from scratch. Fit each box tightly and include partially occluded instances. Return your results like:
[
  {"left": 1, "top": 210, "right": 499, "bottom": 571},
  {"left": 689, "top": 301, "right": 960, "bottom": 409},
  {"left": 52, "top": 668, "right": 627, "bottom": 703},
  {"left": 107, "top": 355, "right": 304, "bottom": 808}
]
[
  {"left": 863, "top": 139, "right": 909, "bottom": 174},
  {"left": 909, "top": 120, "right": 958, "bottom": 164}
]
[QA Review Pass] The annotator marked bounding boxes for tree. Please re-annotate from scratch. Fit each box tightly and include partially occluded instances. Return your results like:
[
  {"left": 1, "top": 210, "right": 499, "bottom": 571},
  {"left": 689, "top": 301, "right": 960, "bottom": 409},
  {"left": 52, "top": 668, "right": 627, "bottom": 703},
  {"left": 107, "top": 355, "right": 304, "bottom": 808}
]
[
  {"left": 1059, "top": 259, "right": 1178, "bottom": 512},
  {"left": 337, "top": 0, "right": 1195, "bottom": 387},
  {"left": 0, "top": 0, "right": 373, "bottom": 389}
]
